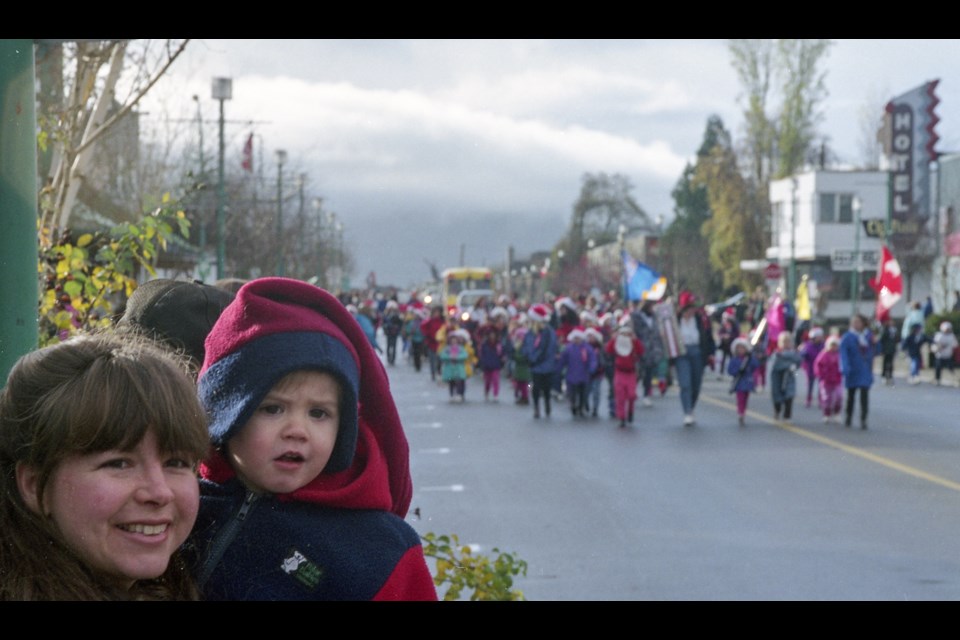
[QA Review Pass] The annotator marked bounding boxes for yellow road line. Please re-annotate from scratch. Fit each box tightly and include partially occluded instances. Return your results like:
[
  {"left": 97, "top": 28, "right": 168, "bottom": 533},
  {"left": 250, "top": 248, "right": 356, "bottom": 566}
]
[{"left": 702, "top": 394, "right": 960, "bottom": 493}]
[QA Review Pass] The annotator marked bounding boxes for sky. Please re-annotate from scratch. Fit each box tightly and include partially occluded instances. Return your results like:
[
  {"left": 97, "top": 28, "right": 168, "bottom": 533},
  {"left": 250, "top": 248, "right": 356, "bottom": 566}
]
[{"left": 142, "top": 39, "right": 960, "bottom": 290}]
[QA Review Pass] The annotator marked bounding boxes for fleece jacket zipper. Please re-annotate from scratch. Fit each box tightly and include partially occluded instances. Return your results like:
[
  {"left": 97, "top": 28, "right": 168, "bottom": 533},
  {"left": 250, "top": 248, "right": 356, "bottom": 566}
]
[{"left": 196, "top": 490, "right": 260, "bottom": 590}]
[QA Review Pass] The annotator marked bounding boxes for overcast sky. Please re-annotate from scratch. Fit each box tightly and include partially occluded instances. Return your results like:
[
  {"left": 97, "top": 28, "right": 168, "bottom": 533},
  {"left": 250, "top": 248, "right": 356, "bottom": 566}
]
[{"left": 143, "top": 39, "right": 960, "bottom": 289}]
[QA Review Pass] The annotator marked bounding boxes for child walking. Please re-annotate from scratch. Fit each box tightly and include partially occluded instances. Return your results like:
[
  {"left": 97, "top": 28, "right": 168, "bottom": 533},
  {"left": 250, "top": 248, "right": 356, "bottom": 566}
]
[
  {"left": 585, "top": 328, "right": 606, "bottom": 417},
  {"left": 440, "top": 328, "right": 471, "bottom": 402},
  {"left": 187, "top": 277, "right": 437, "bottom": 600},
  {"left": 478, "top": 326, "right": 506, "bottom": 401},
  {"left": 727, "top": 336, "right": 759, "bottom": 426},
  {"left": 813, "top": 334, "right": 844, "bottom": 423},
  {"left": 604, "top": 323, "right": 644, "bottom": 428},
  {"left": 770, "top": 331, "right": 803, "bottom": 421},
  {"left": 510, "top": 326, "right": 532, "bottom": 405},
  {"left": 798, "top": 326, "right": 825, "bottom": 407},
  {"left": 559, "top": 328, "right": 598, "bottom": 418}
]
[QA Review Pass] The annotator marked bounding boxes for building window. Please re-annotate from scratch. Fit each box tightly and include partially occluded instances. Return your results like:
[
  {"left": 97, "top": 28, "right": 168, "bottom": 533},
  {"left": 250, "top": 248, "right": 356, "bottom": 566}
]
[
  {"left": 771, "top": 201, "right": 782, "bottom": 244},
  {"left": 819, "top": 192, "right": 856, "bottom": 223}
]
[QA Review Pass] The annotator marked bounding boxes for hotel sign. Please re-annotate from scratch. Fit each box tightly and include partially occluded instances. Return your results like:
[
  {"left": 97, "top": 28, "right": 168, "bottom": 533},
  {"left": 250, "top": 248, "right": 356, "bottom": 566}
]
[{"left": 880, "top": 80, "right": 940, "bottom": 251}]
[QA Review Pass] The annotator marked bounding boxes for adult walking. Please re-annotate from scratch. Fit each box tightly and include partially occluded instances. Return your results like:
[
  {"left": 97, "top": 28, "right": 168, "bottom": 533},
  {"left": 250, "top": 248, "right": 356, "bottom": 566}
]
[
  {"left": 839, "top": 313, "right": 876, "bottom": 430},
  {"left": 631, "top": 299, "right": 665, "bottom": 407},
  {"left": 673, "top": 291, "right": 717, "bottom": 426},
  {"left": 521, "top": 303, "right": 559, "bottom": 419}
]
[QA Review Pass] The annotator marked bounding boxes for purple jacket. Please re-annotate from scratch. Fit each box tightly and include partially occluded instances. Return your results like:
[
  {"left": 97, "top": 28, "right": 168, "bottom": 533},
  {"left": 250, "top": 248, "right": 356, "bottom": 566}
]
[
  {"left": 560, "top": 342, "right": 598, "bottom": 385},
  {"left": 799, "top": 339, "right": 825, "bottom": 377}
]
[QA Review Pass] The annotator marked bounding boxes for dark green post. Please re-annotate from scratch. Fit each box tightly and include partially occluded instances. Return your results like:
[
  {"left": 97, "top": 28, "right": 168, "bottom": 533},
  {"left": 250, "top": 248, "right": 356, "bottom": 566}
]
[{"left": 0, "top": 40, "right": 39, "bottom": 383}]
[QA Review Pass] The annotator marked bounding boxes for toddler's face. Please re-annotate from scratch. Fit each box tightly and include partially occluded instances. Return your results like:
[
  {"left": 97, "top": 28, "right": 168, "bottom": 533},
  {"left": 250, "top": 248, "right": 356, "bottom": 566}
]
[{"left": 228, "top": 370, "right": 342, "bottom": 494}]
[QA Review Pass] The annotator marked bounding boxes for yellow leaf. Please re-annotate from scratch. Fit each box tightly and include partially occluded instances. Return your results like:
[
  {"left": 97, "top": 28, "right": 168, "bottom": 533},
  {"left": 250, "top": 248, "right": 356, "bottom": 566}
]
[
  {"left": 162, "top": 192, "right": 171, "bottom": 203},
  {"left": 76, "top": 233, "right": 94, "bottom": 247}
]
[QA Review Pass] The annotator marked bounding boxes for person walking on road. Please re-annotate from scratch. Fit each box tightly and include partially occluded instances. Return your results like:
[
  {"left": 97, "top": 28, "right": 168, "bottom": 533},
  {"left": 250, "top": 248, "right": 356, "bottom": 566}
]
[
  {"left": 521, "top": 303, "right": 559, "bottom": 419},
  {"left": 839, "top": 313, "right": 876, "bottom": 430},
  {"left": 673, "top": 291, "right": 716, "bottom": 426},
  {"left": 932, "top": 321, "right": 959, "bottom": 386}
]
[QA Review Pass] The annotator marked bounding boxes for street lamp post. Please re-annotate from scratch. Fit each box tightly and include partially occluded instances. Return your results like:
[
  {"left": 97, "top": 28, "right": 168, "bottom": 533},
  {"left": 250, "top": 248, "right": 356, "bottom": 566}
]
[
  {"left": 790, "top": 177, "right": 798, "bottom": 302},
  {"left": 275, "top": 149, "right": 287, "bottom": 276},
  {"left": 212, "top": 78, "right": 232, "bottom": 280},
  {"left": 851, "top": 196, "right": 862, "bottom": 316},
  {"left": 191, "top": 94, "right": 208, "bottom": 282}
]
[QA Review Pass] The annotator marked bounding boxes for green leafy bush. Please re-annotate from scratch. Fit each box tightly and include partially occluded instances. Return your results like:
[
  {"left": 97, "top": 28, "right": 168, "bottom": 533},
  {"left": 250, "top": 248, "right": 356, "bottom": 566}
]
[{"left": 421, "top": 532, "right": 528, "bottom": 601}]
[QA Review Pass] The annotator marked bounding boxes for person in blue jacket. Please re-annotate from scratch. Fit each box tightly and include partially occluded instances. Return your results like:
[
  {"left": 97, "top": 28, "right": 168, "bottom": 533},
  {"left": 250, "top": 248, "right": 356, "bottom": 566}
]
[
  {"left": 839, "top": 313, "right": 876, "bottom": 430},
  {"left": 521, "top": 303, "right": 559, "bottom": 419},
  {"left": 186, "top": 277, "right": 437, "bottom": 600}
]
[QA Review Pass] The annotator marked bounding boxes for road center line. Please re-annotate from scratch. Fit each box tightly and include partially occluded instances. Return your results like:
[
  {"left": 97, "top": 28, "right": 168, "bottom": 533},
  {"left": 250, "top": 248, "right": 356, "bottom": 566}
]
[{"left": 703, "top": 395, "right": 960, "bottom": 493}]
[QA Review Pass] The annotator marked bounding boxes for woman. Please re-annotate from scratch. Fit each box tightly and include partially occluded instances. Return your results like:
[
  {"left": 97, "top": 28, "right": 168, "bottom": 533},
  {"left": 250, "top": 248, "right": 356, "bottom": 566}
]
[
  {"left": 839, "top": 313, "right": 876, "bottom": 430},
  {"left": 673, "top": 291, "right": 717, "bottom": 426},
  {"left": 0, "top": 331, "right": 209, "bottom": 600}
]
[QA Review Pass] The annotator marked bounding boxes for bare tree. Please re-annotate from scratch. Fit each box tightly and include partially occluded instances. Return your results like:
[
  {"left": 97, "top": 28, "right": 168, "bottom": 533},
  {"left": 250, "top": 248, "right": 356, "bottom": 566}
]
[{"left": 35, "top": 39, "right": 190, "bottom": 239}]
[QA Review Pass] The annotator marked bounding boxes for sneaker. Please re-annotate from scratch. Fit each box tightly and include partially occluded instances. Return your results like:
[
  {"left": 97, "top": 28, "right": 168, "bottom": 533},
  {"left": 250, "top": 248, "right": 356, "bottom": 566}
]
[
  {"left": 683, "top": 414, "right": 695, "bottom": 426},
  {"left": 823, "top": 416, "right": 830, "bottom": 424},
  {"left": 642, "top": 398, "right": 653, "bottom": 408},
  {"left": 619, "top": 419, "right": 626, "bottom": 428},
  {"left": 738, "top": 415, "right": 745, "bottom": 427}
]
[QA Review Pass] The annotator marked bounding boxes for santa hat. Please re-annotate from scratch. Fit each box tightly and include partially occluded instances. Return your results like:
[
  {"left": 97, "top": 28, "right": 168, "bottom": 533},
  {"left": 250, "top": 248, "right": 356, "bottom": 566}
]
[
  {"left": 808, "top": 326, "right": 824, "bottom": 340},
  {"left": 941, "top": 321, "right": 953, "bottom": 333},
  {"left": 555, "top": 296, "right": 577, "bottom": 312},
  {"left": 528, "top": 303, "right": 552, "bottom": 324},
  {"left": 579, "top": 310, "right": 598, "bottom": 326},
  {"left": 198, "top": 277, "right": 412, "bottom": 516},
  {"left": 826, "top": 335, "right": 840, "bottom": 348},
  {"left": 731, "top": 337, "right": 750, "bottom": 353},
  {"left": 489, "top": 307, "right": 510, "bottom": 321},
  {"left": 678, "top": 290, "right": 697, "bottom": 311},
  {"left": 567, "top": 328, "right": 586, "bottom": 342},
  {"left": 584, "top": 327, "right": 603, "bottom": 343}
]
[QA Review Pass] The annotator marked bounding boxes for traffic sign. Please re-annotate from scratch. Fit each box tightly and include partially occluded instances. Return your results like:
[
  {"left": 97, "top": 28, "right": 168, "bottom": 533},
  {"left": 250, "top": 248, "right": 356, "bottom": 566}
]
[{"left": 763, "top": 262, "right": 783, "bottom": 280}]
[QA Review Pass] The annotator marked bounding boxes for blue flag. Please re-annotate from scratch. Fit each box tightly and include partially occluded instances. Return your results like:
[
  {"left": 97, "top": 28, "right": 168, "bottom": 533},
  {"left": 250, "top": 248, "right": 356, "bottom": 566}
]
[{"left": 622, "top": 250, "right": 667, "bottom": 302}]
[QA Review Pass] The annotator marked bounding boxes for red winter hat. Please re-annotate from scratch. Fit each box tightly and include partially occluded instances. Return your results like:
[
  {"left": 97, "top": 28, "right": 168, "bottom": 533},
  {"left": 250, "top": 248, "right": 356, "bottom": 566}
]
[
  {"left": 528, "top": 303, "right": 552, "bottom": 324},
  {"left": 198, "top": 277, "right": 412, "bottom": 517},
  {"left": 678, "top": 290, "right": 697, "bottom": 311}
]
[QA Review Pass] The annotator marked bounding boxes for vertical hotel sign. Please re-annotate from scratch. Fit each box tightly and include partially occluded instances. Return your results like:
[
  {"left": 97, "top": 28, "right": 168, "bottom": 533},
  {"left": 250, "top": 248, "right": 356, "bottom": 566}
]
[{"left": 880, "top": 80, "right": 940, "bottom": 251}]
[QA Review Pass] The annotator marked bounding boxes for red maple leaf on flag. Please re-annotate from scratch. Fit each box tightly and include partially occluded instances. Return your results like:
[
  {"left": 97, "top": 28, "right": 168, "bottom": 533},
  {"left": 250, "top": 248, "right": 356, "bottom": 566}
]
[{"left": 868, "top": 244, "right": 903, "bottom": 323}]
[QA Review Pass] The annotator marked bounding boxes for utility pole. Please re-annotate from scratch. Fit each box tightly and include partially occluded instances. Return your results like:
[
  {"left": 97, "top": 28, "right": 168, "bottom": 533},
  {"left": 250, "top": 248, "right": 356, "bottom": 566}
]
[
  {"left": 275, "top": 149, "right": 287, "bottom": 276},
  {"left": 212, "top": 77, "right": 232, "bottom": 280}
]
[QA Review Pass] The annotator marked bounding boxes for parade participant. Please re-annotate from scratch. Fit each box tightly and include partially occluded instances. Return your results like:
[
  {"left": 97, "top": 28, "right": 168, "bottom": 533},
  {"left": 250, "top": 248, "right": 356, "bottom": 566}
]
[
  {"left": 559, "top": 328, "right": 597, "bottom": 418},
  {"left": 477, "top": 324, "right": 507, "bottom": 402},
  {"left": 440, "top": 329, "right": 472, "bottom": 402},
  {"left": 584, "top": 328, "right": 606, "bottom": 417},
  {"left": 901, "top": 322, "right": 929, "bottom": 385},
  {"left": 381, "top": 300, "right": 404, "bottom": 366},
  {"left": 674, "top": 291, "right": 716, "bottom": 426},
  {"left": 727, "top": 336, "right": 759, "bottom": 426},
  {"left": 839, "top": 313, "right": 876, "bottom": 430},
  {"left": 813, "top": 334, "right": 844, "bottom": 423},
  {"left": 188, "top": 277, "right": 436, "bottom": 600},
  {"left": 878, "top": 316, "right": 900, "bottom": 385},
  {"left": 521, "top": 303, "right": 559, "bottom": 419},
  {"left": 632, "top": 299, "right": 666, "bottom": 407},
  {"left": 770, "top": 331, "right": 803, "bottom": 422},
  {"left": 510, "top": 324, "right": 532, "bottom": 405},
  {"left": 798, "top": 326, "right": 825, "bottom": 406},
  {"left": 605, "top": 321, "right": 644, "bottom": 429},
  {"left": 0, "top": 331, "right": 209, "bottom": 600},
  {"left": 420, "top": 305, "right": 446, "bottom": 382}
]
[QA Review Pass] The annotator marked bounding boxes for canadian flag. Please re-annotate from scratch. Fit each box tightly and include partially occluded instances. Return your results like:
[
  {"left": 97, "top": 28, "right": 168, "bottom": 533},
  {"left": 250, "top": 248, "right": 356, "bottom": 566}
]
[
  {"left": 868, "top": 243, "right": 903, "bottom": 323},
  {"left": 241, "top": 133, "right": 253, "bottom": 172}
]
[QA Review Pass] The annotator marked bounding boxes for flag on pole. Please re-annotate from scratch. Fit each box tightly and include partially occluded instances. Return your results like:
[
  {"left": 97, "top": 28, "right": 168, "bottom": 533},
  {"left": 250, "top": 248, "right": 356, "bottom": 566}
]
[
  {"left": 621, "top": 250, "right": 667, "bottom": 302},
  {"left": 241, "top": 133, "right": 254, "bottom": 172},
  {"left": 868, "top": 243, "right": 903, "bottom": 323},
  {"left": 795, "top": 275, "right": 811, "bottom": 322}
]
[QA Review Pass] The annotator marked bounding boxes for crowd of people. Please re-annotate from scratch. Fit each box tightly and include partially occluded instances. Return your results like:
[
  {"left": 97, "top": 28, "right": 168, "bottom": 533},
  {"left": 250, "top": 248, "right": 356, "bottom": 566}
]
[{"left": 373, "top": 285, "right": 960, "bottom": 433}]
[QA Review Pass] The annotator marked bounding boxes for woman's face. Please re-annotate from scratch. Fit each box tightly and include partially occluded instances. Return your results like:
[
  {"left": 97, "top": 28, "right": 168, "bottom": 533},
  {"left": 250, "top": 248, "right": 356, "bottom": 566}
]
[{"left": 17, "top": 429, "right": 200, "bottom": 587}]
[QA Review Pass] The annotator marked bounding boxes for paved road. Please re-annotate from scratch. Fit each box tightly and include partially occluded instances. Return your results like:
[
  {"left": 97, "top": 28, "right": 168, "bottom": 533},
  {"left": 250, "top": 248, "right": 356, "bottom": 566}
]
[{"left": 387, "top": 348, "right": 960, "bottom": 601}]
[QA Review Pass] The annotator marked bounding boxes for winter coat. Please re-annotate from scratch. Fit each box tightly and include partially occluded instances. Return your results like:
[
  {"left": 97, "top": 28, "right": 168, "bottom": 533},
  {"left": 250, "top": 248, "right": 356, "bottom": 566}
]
[
  {"left": 813, "top": 348, "right": 842, "bottom": 387},
  {"left": 604, "top": 335, "right": 644, "bottom": 373},
  {"left": 511, "top": 338, "right": 532, "bottom": 382},
  {"left": 382, "top": 311, "right": 404, "bottom": 338},
  {"left": 439, "top": 343, "right": 469, "bottom": 382},
  {"left": 631, "top": 309, "right": 665, "bottom": 367},
  {"left": 799, "top": 339, "right": 825, "bottom": 378},
  {"left": 839, "top": 329, "right": 875, "bottom": 389},
  {"left": 559, "top": 341, "right": 597, "bottom": 385},
  {"left": 901, "top": 331, "right": 929, "bottom": 360},
  {"left": 727, "top": 354, "right": 758, "bottom": 393},
  {"left": 932, "top": 329, "right": 959, "bottom": 362},
  {"left": 521, "top": 325, "right": 559, "bottom": 375},
  {"left": 770, "top": 349, "right": 803, "bottom": 402},
  {"left": 478, "top": 338, "right": 506, "bottom": 372}
]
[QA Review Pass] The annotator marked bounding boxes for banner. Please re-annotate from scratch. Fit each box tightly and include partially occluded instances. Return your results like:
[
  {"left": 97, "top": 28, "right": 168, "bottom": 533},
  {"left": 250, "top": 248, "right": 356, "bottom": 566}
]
[
  {"left": 868, "top": 244, "right": 903, "bottom": 323},
  {"left": 621, "top": 250, "right": 667, "bottom": 302}
]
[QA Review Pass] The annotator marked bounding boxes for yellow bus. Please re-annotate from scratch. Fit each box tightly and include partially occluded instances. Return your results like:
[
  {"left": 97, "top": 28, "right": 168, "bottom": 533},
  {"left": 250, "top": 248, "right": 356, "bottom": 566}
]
[{"left": 440, "top": 267, "right": 494, "bottom": 310}]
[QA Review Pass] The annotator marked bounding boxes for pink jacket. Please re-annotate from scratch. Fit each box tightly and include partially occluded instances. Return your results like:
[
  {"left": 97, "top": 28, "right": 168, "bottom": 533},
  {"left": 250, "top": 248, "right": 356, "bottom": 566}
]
[{"left": 813, "top": 348, "right": 842, "bottom": 387}]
